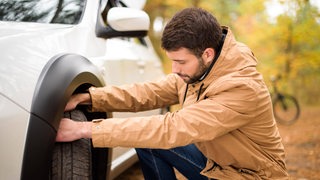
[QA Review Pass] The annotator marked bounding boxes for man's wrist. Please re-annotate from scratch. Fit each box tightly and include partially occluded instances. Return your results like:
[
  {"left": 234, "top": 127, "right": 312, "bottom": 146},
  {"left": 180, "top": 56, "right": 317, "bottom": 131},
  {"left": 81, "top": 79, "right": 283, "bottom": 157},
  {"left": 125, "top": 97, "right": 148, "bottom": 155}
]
[{"left": 80, "top": 121, "right": 92, "bottom": 139}]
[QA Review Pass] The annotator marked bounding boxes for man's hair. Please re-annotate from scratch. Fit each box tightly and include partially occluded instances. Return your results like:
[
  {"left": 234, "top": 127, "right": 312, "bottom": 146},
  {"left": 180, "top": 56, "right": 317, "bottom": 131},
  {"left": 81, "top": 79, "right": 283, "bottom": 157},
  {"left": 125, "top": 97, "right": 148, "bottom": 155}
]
[{"left": 161, "top": 8, "right": 222, "bottom": 57}]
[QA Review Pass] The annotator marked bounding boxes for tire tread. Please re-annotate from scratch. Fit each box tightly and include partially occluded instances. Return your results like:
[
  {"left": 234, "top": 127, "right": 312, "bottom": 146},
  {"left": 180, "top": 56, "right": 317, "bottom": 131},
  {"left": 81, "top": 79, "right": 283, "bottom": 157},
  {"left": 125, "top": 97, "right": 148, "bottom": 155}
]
[{"left": 51, "top": 110, "right": 92, "bottom": 180}]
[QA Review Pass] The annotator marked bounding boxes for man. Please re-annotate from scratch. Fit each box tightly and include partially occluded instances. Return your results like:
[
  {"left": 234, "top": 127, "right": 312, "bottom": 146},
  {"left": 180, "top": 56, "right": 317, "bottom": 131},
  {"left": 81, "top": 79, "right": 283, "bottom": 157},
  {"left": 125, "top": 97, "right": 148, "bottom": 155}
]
[{"left": 56, "top": 7, "right": 288, "bottom": 179}]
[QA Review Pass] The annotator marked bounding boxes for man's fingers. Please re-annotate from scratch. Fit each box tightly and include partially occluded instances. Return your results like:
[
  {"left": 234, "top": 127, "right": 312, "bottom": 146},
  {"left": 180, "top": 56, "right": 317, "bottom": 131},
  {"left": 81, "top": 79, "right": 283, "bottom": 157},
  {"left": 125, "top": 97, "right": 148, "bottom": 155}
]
[
  {"left": 64, "top": 93, "right": 91, "bottom": 111},
  {"left": 64, "top": 101, "right": 77, "bottom": 111}
]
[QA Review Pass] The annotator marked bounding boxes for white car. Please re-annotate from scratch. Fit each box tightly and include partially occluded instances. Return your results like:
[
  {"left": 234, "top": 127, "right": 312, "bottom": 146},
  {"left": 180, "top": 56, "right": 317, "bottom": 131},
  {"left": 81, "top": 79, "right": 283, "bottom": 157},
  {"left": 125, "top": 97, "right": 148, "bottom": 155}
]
[{"left": 0, "top": 0, "right": 165, "bottom": 179}]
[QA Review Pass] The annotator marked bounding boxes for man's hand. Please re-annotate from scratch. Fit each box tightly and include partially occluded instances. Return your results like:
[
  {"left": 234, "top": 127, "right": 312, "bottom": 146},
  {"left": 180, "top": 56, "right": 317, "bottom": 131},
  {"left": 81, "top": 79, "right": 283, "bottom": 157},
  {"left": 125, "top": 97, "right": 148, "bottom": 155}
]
[
  {"left": 65, "top": 93, "right": 92, "bottom": 111},
  {"left": 58, "top": 92, "right": 93, "bottom": 142},
  {"left": 56, "top": 118, "right": 92, "bottom": 142}
]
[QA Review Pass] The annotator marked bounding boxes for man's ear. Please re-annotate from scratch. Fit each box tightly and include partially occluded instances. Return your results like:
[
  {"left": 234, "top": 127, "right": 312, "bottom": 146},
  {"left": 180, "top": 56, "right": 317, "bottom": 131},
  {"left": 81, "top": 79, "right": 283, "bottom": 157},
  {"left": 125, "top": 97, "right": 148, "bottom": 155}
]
[{"left": 202, "top": 48, "right": 215, "bottom": 64}]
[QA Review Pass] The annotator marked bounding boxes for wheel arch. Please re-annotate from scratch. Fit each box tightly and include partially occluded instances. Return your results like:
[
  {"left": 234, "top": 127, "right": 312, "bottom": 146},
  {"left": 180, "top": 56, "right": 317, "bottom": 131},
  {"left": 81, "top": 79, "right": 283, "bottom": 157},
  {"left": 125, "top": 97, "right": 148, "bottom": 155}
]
[
  {"left": 31, "top": 53, "right": 105, "bottom": 128},
  {"left": 21, "top": 53, "right": 109, "bottom": 179}
]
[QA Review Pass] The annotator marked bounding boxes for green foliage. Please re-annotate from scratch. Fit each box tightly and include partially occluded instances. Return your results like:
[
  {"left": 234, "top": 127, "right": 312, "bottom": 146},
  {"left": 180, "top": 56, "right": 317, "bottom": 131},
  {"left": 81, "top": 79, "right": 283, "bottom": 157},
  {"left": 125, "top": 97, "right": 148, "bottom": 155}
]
[{"left": 144, "top": 0, "right": 320, "bottom": 105}]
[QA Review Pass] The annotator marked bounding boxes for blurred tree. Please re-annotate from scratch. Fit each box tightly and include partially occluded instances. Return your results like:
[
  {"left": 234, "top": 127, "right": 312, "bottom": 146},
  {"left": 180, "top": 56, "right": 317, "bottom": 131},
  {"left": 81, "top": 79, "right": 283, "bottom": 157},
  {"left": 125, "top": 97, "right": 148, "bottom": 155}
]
[
  {"left": 267, "top": 0, "right": 320, "bottom": 104},
  {"left": 144, "top": 0, "right": 320, "bottom": 104}
]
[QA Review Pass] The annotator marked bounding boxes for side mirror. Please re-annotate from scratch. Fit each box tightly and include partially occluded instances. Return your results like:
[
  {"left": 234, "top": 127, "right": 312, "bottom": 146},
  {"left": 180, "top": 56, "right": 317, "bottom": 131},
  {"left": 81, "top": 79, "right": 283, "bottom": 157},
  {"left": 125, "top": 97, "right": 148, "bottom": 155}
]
[
  {"left": 95, "top": 7, "right": 150, "bottom": 38},
  {"left": 107, "top": 7, "right": 149, "bottom": 32}
]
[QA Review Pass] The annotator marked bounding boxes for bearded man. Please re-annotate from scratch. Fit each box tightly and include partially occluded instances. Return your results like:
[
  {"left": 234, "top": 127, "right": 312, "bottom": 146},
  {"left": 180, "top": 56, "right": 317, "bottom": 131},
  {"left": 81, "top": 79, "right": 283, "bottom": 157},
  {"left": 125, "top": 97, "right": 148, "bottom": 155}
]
[{"left": 56, "top": 7, "right": 288, "bottom": 179}]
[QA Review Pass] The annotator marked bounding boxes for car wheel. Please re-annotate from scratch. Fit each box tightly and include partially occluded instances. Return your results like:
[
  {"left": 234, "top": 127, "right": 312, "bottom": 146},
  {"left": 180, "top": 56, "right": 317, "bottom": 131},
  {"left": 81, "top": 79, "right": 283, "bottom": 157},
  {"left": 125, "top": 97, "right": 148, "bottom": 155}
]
[{"left": 51, "top": 110, "right": 92, "bottom": 180}]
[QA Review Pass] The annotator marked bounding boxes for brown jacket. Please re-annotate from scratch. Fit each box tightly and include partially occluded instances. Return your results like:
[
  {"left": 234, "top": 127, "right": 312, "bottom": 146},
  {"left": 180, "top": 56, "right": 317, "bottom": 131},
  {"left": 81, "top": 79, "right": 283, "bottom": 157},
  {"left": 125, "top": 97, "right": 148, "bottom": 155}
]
[{"left": 89, "top": 27, "right": 288, "bottom": 179}]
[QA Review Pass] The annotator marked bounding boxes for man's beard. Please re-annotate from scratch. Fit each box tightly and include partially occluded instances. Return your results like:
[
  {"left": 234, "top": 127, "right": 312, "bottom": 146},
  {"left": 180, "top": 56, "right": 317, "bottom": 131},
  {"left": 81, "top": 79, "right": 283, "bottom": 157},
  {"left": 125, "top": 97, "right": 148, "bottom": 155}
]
[{"left": 178, "top": 58, "right": 210, "bottom": 84}]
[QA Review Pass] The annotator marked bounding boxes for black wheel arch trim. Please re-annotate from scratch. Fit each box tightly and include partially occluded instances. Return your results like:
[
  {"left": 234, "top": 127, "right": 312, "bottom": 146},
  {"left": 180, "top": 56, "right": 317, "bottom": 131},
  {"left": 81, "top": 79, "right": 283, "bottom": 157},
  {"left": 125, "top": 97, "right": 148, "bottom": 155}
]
[
  {"left": 31, "top": 53, "right": 105, "bottom": 129},
  {"left": 21, "top": 53, "right": 109, "bottom": 180}
]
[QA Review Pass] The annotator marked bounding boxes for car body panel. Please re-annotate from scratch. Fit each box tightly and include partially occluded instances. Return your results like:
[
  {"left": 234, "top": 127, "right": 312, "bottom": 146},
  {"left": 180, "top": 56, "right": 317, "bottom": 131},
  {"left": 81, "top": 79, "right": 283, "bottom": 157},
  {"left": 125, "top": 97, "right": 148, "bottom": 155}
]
[
  {"left": 0, "top": 0, "right": 164, "bottom": 179},
  {"left": 0, "top": 94, "right": 29, "bottom": 179}
]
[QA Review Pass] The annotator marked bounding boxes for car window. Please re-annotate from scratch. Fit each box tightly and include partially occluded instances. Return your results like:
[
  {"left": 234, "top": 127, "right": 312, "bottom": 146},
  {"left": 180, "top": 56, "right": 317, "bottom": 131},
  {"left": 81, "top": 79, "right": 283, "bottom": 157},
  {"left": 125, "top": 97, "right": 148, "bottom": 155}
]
[{"left": 0, "top": 0, "right": 86, "bottom": 24}]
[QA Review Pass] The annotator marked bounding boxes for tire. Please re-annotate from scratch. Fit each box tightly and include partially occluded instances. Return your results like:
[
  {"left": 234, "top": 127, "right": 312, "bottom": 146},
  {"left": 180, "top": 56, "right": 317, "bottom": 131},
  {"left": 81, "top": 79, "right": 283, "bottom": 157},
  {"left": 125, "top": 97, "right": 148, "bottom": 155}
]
[
  {"left": 273, "top": 94, "right": 300, "bottom": 125},
  {"left": 51, "top": 110, "right": 92, "bottom": 180}
]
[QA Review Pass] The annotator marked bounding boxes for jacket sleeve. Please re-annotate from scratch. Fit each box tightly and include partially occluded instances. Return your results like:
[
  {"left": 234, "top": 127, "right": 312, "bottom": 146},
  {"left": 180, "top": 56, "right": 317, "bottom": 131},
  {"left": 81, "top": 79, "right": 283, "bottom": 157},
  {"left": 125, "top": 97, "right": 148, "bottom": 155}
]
[
  {"left": 88, "top": 74, "right": 181, "bottom": 112},
  {"left": 91, "top": 78, "right": 269, "bottom": 149}
]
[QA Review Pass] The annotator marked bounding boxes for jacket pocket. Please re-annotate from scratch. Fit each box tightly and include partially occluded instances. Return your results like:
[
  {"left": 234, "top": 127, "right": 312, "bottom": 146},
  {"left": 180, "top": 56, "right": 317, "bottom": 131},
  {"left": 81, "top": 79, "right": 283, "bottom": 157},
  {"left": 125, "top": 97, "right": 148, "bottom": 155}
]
[{"left": 201, "top": 161, "right": 262, "bottom": 180}]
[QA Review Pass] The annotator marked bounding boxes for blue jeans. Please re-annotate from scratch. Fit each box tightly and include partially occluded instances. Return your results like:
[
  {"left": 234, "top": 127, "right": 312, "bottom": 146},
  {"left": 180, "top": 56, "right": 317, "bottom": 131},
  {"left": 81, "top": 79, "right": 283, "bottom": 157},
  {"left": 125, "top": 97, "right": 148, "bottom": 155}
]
[{"left": 135, "top": 144, "right": 208, "bottom": 180}]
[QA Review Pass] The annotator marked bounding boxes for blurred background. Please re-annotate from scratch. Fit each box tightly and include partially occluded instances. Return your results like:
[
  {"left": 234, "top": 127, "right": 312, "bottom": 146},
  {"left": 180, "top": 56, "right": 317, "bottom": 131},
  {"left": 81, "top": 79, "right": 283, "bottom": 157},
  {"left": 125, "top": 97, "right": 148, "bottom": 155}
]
[
  {"left": 143, "top": 0, "right": 320, "bottom": 106},
  {"left": 117, "top": 2, "right": 320, "bottom": 179},
  {"left": 114, "top": 1, "right": 320, "bottom": 179}
]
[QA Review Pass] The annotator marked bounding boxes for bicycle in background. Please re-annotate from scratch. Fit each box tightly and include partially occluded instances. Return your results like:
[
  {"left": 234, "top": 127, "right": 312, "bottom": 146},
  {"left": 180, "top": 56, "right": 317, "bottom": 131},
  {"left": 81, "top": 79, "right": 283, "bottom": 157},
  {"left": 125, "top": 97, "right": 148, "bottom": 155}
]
[{"left": 270, "top": 75, "right": 300, "bottom": 125}]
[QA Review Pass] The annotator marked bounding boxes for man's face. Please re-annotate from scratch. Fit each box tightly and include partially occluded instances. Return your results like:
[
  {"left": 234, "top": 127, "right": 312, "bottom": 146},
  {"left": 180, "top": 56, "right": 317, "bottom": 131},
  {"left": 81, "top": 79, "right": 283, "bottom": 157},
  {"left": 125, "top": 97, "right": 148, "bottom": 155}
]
[{"left": 166, "top": 47, "right": 212, "bottom": 84}]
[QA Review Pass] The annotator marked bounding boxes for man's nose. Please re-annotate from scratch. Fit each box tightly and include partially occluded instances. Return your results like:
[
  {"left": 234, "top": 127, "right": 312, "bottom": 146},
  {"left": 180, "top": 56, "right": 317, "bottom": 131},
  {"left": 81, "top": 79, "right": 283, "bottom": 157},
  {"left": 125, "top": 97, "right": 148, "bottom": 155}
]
[{"left": 171, "top": 62, "right": 180, "bottom": 74}]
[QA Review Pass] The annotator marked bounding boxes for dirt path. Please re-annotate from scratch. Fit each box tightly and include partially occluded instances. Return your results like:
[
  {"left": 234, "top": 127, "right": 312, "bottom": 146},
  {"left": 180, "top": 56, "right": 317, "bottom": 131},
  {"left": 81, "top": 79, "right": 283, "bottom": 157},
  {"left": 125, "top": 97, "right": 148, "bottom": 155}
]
[
  {"left": 278, "top": 106, "right": 320, "bottom": 179},
  {"left": 115, "top": 106, "right": 320, "bottom": 180}
]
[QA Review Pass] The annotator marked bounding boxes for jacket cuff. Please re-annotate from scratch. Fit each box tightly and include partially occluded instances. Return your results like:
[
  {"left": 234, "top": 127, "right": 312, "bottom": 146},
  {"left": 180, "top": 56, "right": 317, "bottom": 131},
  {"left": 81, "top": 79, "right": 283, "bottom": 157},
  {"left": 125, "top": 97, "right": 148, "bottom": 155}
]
[
  {"left": 88, "top": 86, "right": 104, "bottom": 112},
  {"left": 91, "top": 119, "right": 110, "bottom": 147}
]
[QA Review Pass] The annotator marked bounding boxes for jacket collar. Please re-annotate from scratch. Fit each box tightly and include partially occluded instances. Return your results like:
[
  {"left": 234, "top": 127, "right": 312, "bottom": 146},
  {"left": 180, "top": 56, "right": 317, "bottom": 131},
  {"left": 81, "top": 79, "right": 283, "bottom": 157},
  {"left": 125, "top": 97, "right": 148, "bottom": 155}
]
[{"left": 191, "top": 26, "right": 258, "bottom": 90}]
